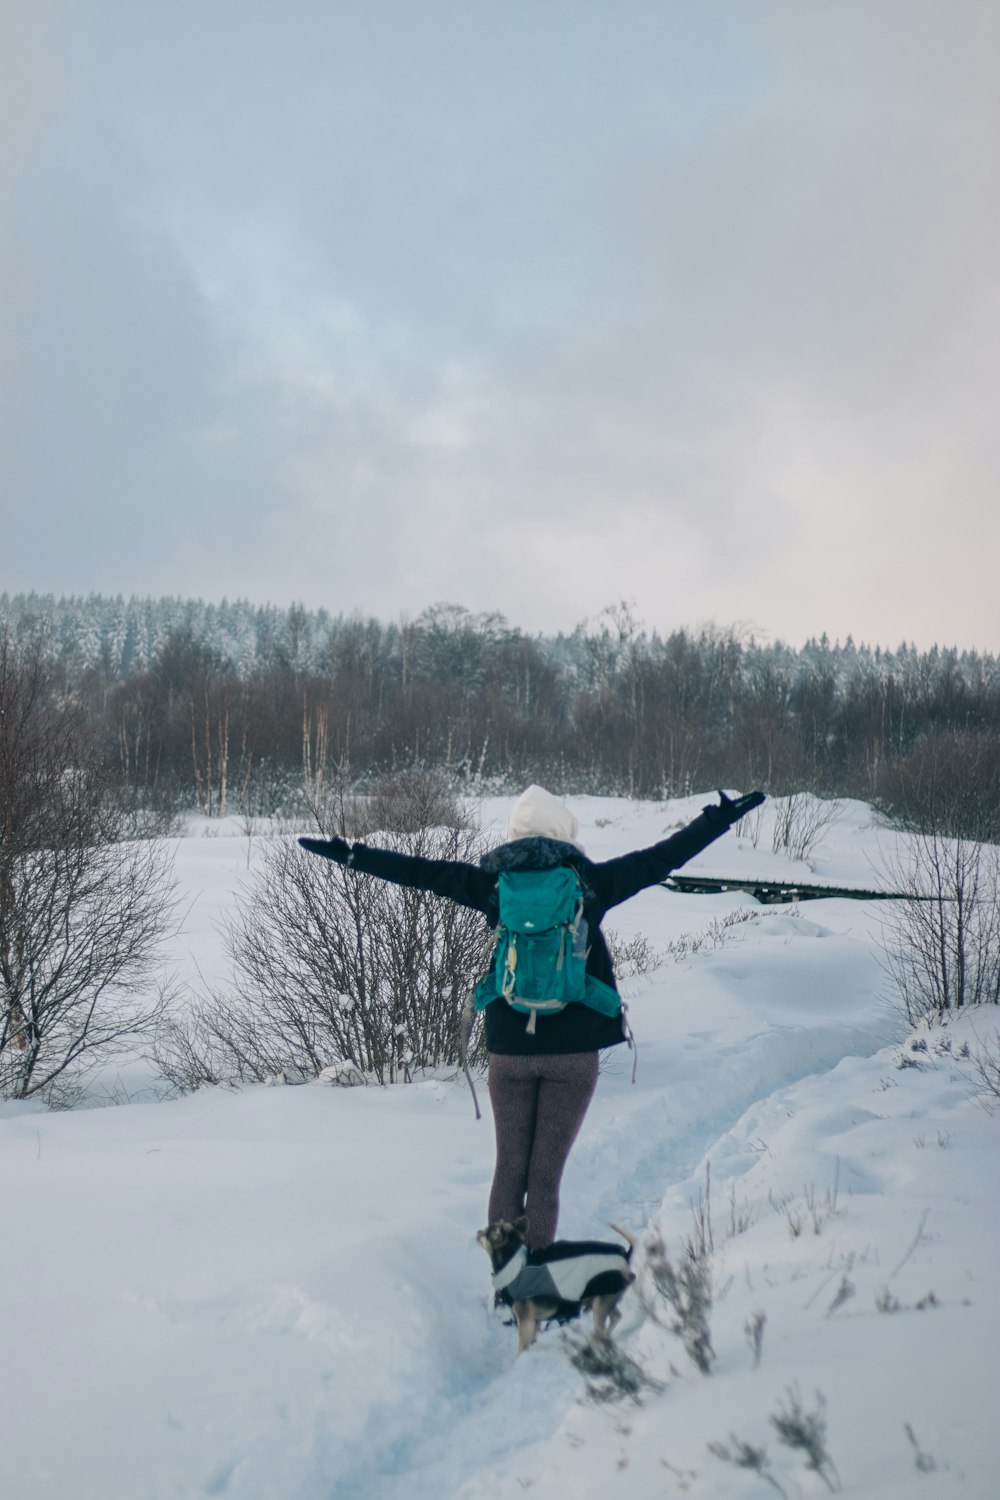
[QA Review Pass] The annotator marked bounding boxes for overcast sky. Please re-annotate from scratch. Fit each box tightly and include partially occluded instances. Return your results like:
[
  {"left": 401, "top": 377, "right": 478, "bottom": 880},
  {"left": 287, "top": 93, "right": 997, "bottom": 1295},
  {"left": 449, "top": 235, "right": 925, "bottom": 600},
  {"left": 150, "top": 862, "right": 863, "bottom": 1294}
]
[{"left": 2, "top": 0, "right": 998, "bottom": 651}]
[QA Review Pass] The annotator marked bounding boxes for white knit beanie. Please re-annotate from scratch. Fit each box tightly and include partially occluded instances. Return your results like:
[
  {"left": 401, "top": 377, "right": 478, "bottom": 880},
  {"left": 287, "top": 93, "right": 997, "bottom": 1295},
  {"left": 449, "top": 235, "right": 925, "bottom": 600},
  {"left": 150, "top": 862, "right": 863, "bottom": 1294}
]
[{"left": 507, "top": 785, "right": 580, "bottom": 845}]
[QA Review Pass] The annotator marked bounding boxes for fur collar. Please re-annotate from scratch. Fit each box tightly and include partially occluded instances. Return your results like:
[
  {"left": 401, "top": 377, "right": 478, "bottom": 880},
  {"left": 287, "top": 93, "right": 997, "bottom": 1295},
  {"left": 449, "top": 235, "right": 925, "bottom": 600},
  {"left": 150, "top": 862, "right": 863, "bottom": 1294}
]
[
  {"left": 480, "top": 837, "right": 584, "bottom": 874},
  {"left": 491, "top": 1244, "right": 529, "bottom": 1294}
]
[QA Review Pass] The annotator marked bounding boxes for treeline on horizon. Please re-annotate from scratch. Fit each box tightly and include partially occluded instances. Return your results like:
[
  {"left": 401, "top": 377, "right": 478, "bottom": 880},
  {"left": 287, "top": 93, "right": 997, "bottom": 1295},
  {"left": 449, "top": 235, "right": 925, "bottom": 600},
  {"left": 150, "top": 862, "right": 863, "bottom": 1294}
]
[{"left": 3, "top": 591, "right": 999, "bottom": 827}]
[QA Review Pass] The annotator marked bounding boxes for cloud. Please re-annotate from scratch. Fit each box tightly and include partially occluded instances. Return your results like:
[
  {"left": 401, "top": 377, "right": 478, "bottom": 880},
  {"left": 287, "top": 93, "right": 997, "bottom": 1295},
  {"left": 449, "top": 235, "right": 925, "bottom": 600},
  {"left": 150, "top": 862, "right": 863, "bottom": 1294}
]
[{"left": 1, "top": 1, "right": 998, "bottom": 649}]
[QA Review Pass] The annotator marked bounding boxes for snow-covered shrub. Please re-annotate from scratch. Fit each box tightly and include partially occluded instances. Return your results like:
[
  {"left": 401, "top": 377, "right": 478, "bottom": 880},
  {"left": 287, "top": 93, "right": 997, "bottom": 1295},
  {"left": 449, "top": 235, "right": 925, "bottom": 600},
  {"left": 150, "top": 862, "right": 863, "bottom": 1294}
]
[
  {"left": 878, "top": 827, "right": 1000, "bottom": 1022},
  {"left": 664, "top": 906, "right": 766, "bottom": 963},
  {"left": 904, "top": 1421, "right": 937, "bottom": 1473},
  {"left": 710, "top": 1388, "right": 840, "bottom": 1496},
  {"left": 0, "top": 631, "right": 178, "bottom": 1104},
  {"left": 769, "top": 1387, "right": 840, "bottom": 1492},
  {"left": 317, "top": 1059, "right": 367, "bottom": 1087},
  {"left": 966, "top": 1028, "right": 1000, "bottom": 1104},
  {"left": 875, "top": 733, "right": 1000, "bottom": 1021},
  {"left": 771, "top": 793, "right": 841, "bottom": 861},
  {"left": 640, "top": 1228, "right": 715, "bottom": 1375},
  {"left": 150, "top": 1005, "right": 234, "bottom": 1094},
  {"left": 155, "top": 778, "right": 493, "bottom": 1089},
  {"left": 708, "top": 1435, "right": 787, "bottom": 1497},
  {"left": 564, "top": 1331, "right": 664, "bottom": 1406},
  {"left": 744, "top": 1309, "right": 766, "bottom": 1368},
  {"left": 604, "top": 928, "right": 662, "bottom": 978},
  {"left": 733, "top": 797, "right": 766, "bottom": 846},
  {"left": 344, "top": 766, "right": 472, "bottom": 837}
]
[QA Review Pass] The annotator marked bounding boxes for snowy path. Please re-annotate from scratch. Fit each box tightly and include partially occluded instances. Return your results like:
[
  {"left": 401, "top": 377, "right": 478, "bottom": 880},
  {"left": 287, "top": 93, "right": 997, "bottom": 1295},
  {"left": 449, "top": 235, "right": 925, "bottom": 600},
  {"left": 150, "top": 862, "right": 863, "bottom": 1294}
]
[{"left": 295, "top": 932, "right": 894, "bottom": 1500}]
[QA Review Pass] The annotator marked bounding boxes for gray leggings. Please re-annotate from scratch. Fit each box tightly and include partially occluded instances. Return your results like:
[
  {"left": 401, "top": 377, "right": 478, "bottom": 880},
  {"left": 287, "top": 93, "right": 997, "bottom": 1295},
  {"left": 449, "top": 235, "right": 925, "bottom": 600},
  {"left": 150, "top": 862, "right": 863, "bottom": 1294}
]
[{"left": 487, "top": 1051, "right": 599, "bottom": 1249}]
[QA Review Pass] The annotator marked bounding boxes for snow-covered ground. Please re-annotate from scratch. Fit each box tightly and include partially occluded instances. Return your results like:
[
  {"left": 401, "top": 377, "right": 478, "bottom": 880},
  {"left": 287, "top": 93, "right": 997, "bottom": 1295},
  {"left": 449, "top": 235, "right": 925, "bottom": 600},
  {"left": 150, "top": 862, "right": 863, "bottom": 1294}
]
[{"left": 2, "top": 795, "right": 998, "bottom": 1499}]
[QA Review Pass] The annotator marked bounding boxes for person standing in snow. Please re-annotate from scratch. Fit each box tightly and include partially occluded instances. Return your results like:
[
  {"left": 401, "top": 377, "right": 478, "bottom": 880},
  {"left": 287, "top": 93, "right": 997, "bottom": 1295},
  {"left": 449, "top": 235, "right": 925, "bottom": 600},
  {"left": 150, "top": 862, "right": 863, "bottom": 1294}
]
[{"left": 299, "top": 784, "right": 763, "bottom": 1249}]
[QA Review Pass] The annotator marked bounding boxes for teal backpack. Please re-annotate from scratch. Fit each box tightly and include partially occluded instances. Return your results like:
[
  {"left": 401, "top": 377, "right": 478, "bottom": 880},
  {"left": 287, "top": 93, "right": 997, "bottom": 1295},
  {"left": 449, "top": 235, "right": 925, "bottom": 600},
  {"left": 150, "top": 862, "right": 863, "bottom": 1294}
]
[{"left": 474, "top": 867, "right": 620, "bottom": 1034}]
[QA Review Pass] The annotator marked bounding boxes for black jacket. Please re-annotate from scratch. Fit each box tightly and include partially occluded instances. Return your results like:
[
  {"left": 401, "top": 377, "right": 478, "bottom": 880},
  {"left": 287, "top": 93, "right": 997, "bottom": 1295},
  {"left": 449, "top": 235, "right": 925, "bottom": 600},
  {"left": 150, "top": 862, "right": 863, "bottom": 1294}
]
[{"left": 307, "top": 807, "right": 735, "bottom": 1056}]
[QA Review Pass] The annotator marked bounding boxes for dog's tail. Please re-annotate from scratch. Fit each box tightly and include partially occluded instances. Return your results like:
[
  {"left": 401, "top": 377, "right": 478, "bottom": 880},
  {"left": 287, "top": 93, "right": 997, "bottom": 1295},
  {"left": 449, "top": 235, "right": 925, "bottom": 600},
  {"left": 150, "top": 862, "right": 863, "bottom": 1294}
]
[{"left": 607, "top": 1222, "right": 637, "bottom": 1252}]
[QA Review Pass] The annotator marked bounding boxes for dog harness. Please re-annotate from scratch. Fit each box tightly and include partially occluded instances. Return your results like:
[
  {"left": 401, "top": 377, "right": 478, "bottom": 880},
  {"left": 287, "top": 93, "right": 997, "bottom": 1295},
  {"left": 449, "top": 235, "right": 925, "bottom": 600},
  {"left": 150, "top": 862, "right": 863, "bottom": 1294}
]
[{"left": 492, "top": 1240, "right": 631, "bottom": 1306}]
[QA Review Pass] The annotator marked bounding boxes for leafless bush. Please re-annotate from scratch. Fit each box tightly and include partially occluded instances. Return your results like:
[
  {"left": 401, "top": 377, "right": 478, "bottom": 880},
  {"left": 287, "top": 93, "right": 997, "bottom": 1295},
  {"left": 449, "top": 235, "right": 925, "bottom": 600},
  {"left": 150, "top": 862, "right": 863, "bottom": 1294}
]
[
  {"left": 875, "top": 731, "right": 1000, "bottom": 1025},
  {"left": 826, "top": 1274, "right": 855, "bottom": 1317},
  {"left": 727, "top": 1184, "right": 754, "bottom": 1239},
  {"left": 640, "top": 1228, "right": 715, "bottom": 1374},
  {"left": 877, "top": 828, "right": 1000, "bottom": 1023},
  {"left": 710, "top": 1388, "right": 839, "bottom": 1496},
  {"left": 733, "top": 799, "right": 765, "bottom": 847},
  {"left": 156, "top": 780, "right": 492, "bottom": 1090},
  {"left": 307, "top": 761, "right": 471, "bottom": 841},
  {"left": 771, "top": 793, "right": 841, "bottom": 861},
  {"left": 745, "top": 1309, "right": 766, "bottom": 1368},
  {"left": 355, "top": 767, "right": 472, "bottom": 836},
  {"left": 770, "top": 1387, "right": 839, "bottom": 1492},
  {"left": 709, "top": 1436, "right": 787, "bottom": 1498},
  {"left": 689, "top": 1163, "right": 715, "bottom": 1258},
  {"left": 904, "top": 1421, "right": 937, "bottom": 1473},
  {"left": 1, "top": 632, "right": 178, "bottom": 1104},
  {"left": 564, "top": 1331, "right": 664, "bottom": 1405},
  {"left": 664, "top": 906, "right": 763, "bottom": 962},
  {"left": 150, "top": 1002, "right": 239, "bottom": 1094},
  {"left": 876, "top": 730, "right": 1000, "bottom": 843},
  {"left": 965, "top": 1028, "right": 1000, "bottom": 1104},
  {"left": 604, "top": 929, "right": 663, "bottom": 978}
]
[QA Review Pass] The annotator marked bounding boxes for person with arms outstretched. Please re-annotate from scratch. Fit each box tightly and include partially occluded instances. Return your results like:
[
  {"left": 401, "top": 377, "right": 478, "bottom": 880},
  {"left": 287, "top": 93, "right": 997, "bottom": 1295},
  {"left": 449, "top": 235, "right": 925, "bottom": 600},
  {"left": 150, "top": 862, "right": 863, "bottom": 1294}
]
[{"left": 300, "top": 784, "right": 764, "bottom": 1248}]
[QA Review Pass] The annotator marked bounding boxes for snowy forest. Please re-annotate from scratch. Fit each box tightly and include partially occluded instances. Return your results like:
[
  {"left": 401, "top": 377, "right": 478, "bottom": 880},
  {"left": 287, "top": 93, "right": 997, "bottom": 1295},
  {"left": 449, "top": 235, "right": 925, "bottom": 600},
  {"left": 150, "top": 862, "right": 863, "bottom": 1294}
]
[{"left": 2, "top": 592, "right": 999, "bottom": 832}]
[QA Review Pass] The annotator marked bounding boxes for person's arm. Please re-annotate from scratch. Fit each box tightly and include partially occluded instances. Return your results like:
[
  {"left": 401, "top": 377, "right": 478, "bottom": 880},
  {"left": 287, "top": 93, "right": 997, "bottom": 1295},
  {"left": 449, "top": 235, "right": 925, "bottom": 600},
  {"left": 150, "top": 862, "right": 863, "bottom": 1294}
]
[
  {"left": 592, "top": 791, "right": 765, "bottom": 910},
  {"left": 298, "top": 836, "right": 494, "bottom": 912}
]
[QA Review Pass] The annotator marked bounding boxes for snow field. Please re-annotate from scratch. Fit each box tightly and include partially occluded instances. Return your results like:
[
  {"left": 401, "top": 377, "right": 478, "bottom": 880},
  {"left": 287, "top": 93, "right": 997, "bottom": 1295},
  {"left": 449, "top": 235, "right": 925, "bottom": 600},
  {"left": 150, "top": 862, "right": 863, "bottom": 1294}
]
[{"left": 1, "top": 794, "right": 997, "bottom": 1498}]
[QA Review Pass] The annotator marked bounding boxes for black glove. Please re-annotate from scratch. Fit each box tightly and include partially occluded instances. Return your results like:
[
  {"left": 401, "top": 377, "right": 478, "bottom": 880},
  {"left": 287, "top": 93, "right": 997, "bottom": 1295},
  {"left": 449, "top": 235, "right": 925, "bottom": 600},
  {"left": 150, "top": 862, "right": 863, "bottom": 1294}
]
[
  {"left": 702, "top": 789, "right": 766, "bottom": 830},
  {"left": 298, "top": 835, "right": 351, "bottom": 863}
]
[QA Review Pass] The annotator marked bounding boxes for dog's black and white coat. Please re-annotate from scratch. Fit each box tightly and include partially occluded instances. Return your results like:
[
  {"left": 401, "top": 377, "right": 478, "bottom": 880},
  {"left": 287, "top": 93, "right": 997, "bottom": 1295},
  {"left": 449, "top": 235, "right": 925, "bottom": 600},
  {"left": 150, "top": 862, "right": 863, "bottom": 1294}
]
[
  {"left": 492, "top": 1239, "right": 631, "bottom": 1308},
  {"left": 479, "top": 1217, "right": 635, "bottom": 1353}
]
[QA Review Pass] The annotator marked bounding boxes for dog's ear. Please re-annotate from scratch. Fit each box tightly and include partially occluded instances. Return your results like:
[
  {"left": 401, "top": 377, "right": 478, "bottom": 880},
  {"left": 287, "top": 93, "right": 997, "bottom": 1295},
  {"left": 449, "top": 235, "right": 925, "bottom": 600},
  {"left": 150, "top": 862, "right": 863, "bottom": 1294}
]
[{"left": 513, "top": 1214, "right": 530, "bottom": 1238}]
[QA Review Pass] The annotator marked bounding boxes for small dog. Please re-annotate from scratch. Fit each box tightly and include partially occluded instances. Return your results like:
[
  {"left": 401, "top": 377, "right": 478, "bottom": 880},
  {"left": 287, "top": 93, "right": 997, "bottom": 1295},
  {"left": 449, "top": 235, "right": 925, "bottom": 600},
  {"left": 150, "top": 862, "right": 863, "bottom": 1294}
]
[{"left": 478, "top": 1215, "right": 636, "bottom": 1354}]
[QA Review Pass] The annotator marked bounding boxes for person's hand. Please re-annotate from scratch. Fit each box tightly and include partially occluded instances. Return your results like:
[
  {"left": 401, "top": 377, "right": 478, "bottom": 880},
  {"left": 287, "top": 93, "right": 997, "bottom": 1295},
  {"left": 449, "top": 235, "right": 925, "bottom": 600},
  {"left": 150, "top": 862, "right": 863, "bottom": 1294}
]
[
  {"left": 703, "top": 789, "right": 766, "bottom": 829},
  {"left": 298, "top": 835, "right": 351, "bottom": 863}
]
